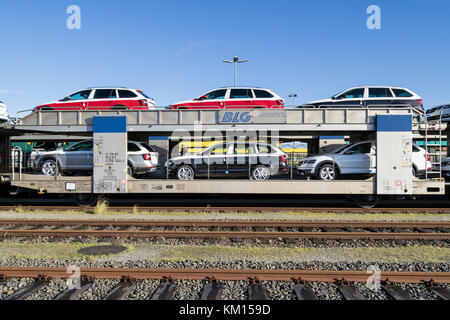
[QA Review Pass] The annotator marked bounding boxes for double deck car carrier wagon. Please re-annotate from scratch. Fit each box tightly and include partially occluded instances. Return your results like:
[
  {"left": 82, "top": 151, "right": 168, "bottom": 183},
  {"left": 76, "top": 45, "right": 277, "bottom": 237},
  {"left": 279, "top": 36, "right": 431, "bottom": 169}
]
[{"left": 2, "top": 107, "right": 448, "bottom": 206}]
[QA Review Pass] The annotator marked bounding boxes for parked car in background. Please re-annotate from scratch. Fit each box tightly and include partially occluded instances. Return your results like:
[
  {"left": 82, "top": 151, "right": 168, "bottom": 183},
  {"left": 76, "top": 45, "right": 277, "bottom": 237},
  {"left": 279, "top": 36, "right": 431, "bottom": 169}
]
[
  {"left": 441, "top": 157, "right": 450, "bottom": 181},
  {"left": 301, "top": 86, "right": 423, "bottom": 111},
  {"left": 35, "top": 140, "right": 158, "bottom": 177},
  {"left": 167, "top": 142, "right": 288, "bottom": 180},
  {"left": 170, "top": 87, "right": 285, "bottom": 109},
  {"left": 33, "top": 87, "right": 156, "bottom": 112},
  {"left": 0, "top": 101, "right": 8, "bottom": 122},
  {"left": 296, "top": 141, "right": 431, "bottom": 181},
  {"left": 426, "top": 104, "right": 450, "bottom": 122}
]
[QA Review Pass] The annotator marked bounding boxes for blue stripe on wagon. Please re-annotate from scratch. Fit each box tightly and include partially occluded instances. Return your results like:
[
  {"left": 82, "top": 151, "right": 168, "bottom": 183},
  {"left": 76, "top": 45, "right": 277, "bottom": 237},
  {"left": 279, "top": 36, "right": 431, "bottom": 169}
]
[
  {"left": 376, "top": 115, "right": 412, "bottom": 132},
  {"left": 93, "top": 116, "right": 127, "bottom": 133}
]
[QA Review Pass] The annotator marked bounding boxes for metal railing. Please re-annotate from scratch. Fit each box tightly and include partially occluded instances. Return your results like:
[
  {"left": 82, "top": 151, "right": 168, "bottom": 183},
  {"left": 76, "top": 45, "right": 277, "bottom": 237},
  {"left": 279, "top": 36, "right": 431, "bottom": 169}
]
[
  {"left": 11, "top": 146, "right": 23, "bottom": 181},
  {"left": 423, "top": 109, "right": 446, "bottom": 181}
]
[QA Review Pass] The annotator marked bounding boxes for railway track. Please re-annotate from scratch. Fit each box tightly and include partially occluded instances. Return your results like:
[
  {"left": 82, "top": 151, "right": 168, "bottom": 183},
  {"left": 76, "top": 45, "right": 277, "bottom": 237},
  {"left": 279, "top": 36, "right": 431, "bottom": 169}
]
[
  {"left": 1, "top": 205, "right": 450, "bottom": 213},
  {"left": 0, "top": 267, "right": 449, "bottom": 300},
  {"left": 0, "top": 219, "right": 449, "bottom": 240}
]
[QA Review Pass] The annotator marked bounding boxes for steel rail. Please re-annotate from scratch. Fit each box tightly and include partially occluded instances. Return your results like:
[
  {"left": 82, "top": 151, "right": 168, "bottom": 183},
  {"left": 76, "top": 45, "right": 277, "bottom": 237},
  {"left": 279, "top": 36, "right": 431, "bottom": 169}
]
[
  {"left": 1, "top": 205, "right": 450, "bottom": 213},
  {"left": 0, "top": 267, "right": 449, "bottom": 284},
  {"left": 0, "top": 229, "right": 448, "bottom": 240},
  {"left": 0, "top": 219, "right": 448, "bottom": 229}
]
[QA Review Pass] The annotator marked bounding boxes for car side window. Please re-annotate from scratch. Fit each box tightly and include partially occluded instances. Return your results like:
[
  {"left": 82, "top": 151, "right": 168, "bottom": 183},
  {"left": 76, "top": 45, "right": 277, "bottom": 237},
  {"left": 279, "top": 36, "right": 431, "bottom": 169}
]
[
  {"left": 369, "top": 88, "right": 393, "bottom": 98},
  {"left": 208, "top": 144, "right": 228, "bottom": 155},
  {"left": 257, "top": 144, "right": 274, "bottom": 154},
  {"left": 344, "top": 143, "right": 372, "bottom": 155},
  {"left": 68, "top": 90, "right": 92, "bottom": 101},
  {"left": 127, "top": 143, "right": 141, "bottom": 152},
  {"left": 142, "top": 143, "right": 156, "bottom": 152},
  {"left": 204, "top": 89, "right": 227, "bottom": 100},
  {"left": 392, "top": 89, "right": 413, "bottom": 97},
  {"left": 118, "top": 90, "right": 138, "bottom": 98},
  {"left": 67, "top": 141, "right": 93, "bottom": 151},
  {"left": 230, "top": 89, "right": 253, "bottom": 99},
  {"left": 232, "top": 144, "right": 256, "bottom": 155},
  {"left": 253, "top": 90, "right": 274, "bottom": 98},
  {"left": 337, "top": 89, "right": 365, "bottom": 99},
  {"left": 94, "top": 89, "right": 117, "bottom": 99}
]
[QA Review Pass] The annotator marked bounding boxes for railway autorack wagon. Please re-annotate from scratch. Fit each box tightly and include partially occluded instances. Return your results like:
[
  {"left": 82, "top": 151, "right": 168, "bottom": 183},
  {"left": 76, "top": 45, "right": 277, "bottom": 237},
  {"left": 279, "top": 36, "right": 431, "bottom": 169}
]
[{"left": 5, "top": 107, "right": 449, "bottom": 206}]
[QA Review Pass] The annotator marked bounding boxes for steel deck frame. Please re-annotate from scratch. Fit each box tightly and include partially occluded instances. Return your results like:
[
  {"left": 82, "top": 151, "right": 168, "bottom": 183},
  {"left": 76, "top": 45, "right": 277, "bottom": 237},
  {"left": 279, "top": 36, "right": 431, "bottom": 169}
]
[
  {"left": 10, "top": 175, "right": 444, "bottom": 195},
  {"left": 15, "top": 108, "right": 429, "bottom": 134},
  {"left": 6, "top": 108, "right": 447, "bottom": 196}
]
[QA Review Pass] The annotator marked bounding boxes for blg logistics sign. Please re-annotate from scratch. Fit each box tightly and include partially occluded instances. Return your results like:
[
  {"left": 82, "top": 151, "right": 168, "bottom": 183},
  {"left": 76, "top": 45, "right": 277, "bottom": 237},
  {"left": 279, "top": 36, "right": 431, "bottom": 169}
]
[{"left": 219, "top": 109, "right": 286, "bottom": 124}]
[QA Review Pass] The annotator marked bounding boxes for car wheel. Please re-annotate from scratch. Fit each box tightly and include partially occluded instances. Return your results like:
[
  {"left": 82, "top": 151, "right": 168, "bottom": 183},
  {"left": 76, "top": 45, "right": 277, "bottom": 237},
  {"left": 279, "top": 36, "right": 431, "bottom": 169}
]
[
  {"left": 127, "top": 163, "right": 134, "bottom": 176},
  {"left": 176, "top": 165, "right": 194, "bottom": 180},
  {"left": 40, "top": 159, "right": 57, "bottom": 176},
  {"left": 251, "top": 165, "right": 270, "bottom": 181},
  {"left": 318, "top": 164, "right": 337, "bottom": 181},
  {"left": 412, "top": 166, "right": 417, "bottom": 177}
]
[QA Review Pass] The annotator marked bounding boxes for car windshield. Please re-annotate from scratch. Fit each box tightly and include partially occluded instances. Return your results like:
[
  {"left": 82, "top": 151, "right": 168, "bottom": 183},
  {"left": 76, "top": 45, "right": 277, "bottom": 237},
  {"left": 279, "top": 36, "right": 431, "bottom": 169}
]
[
  {"left": 330, "top": 89, "right": 348, "bottom": 99},
  {"left": 198, "top": 89, "right": 227, "bottom": 100}
]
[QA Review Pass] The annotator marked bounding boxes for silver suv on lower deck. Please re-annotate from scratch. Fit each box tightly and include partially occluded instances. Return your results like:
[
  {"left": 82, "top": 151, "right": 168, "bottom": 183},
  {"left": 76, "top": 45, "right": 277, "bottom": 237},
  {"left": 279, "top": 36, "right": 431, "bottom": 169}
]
[{"left": 34, "top": 140, "right": 159, "bottom": 177}]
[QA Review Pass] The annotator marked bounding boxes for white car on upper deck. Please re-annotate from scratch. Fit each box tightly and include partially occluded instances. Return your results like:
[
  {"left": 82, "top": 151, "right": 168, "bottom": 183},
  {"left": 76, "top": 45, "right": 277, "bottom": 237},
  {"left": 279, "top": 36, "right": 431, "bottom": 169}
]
[
  {"left": 301, "top": 86, "right": 424, "bottom": 112},
  {"left": 0, "top": 101, "right": 8, "bottom": 123}
]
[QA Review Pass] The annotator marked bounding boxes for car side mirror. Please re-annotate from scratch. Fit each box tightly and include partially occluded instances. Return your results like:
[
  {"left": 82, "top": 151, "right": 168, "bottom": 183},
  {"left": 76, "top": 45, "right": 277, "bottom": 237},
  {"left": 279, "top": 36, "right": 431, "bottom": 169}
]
[{"left": 60, "top": 97, "right": 70, "bottom": 102}]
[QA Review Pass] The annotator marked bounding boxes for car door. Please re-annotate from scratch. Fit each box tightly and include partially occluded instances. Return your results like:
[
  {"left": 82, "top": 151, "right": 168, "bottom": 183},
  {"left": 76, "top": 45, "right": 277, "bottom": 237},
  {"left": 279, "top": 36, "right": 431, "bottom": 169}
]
[
  {"left": 61, "top": 140, "right": 93, "bottom": 171},
  {"left": 87, "top": 89, "right": 118, "bottom": 110},
  {"left": 252, "top": 89, "right": 277, "bottom": 108},
  {"left": 391, "top": 88, "right": 415, "bottom": 108},
  {"left": 199, "top": 143, "right": 229, "bottom": 176},
  {"left": 336, "top": 142, "right": 372, "bottom": 174},
  {"left": 117, "top": 89, "right": 140, "bottom": 109},
  {"left": 330, "top": 88, "right": 366, "bottom": 108},
  {"left": 57, "top": 90, "right": 92, "bottom": 110},
  {"left": 228, "top": 143, "right": 256, "bottom": 176},
  {"left": 367, "top": 88, "right": 394, "bottom": 107},
  {"left": 224, "top": 89, "right": 254, "bottom": 109}
]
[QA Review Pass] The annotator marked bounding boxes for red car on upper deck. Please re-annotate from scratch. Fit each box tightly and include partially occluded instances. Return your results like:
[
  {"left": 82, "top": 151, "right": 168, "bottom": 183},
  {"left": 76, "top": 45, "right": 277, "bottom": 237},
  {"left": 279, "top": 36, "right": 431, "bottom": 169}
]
[
  {"left": 33, "top": 87, "right": 156, "bottom": 112},
  {"left": 170, "top": 87, "right": 285, "bottom": 110}
]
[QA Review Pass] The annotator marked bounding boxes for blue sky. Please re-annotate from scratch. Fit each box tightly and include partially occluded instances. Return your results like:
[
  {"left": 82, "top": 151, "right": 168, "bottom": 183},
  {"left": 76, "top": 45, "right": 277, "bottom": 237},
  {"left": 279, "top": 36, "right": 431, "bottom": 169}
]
[{"left": 0, "top": 0, "right": 449, "bottom": 116}]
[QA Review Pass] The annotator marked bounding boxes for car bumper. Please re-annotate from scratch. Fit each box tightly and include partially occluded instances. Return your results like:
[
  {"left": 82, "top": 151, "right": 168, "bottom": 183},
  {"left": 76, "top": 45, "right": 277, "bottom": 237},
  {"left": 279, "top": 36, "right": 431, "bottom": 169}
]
[
  {"left": 296, "top": 168, "right": 314, "bottom": 176},
  {"left": 133, "top": 166, "right": 157, "bottom": 175}
]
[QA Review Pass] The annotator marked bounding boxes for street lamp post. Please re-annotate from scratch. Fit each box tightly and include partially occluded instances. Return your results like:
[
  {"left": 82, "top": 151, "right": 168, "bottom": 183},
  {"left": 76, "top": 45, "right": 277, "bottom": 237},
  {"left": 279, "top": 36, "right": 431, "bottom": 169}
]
[
  {"left": 223, "top": 56, "right": 248, "bottom": 86},
  {"left": 288, "top": 93, "right": 298, "bottom": 106}
]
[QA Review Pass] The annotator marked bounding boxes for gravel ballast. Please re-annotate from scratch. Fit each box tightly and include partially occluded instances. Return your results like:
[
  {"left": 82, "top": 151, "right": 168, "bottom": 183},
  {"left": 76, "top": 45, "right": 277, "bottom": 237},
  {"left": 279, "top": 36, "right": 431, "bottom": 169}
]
[{"left": 0, "top": 258, "right": 448, "bottom": 300}]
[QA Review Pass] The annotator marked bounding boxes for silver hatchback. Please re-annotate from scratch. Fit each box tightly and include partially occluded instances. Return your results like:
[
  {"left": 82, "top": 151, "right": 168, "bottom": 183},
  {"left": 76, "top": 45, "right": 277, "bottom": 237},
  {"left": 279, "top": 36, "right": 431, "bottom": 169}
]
[{"left": 35, "top": 140, "right": 158, "bottom": 177}]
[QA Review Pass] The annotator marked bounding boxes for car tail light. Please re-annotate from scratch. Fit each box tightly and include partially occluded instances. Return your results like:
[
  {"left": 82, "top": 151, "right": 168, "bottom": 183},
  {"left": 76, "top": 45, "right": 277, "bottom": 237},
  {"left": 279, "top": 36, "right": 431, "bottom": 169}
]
[
  {"left": 418, "top": 99, "right": 423, "bottom": 107},
  {"left": 425, "top": 153, "right": 430, "bottom": 161},
  {"left": 142, "top": 153, "right": 152, "bottom": 161},
  {"left": 280, "top": 155, "right": 287, "bottom": 163},
  {"left": 139, "top": 99, "right": 148, "bottom": 106}
]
